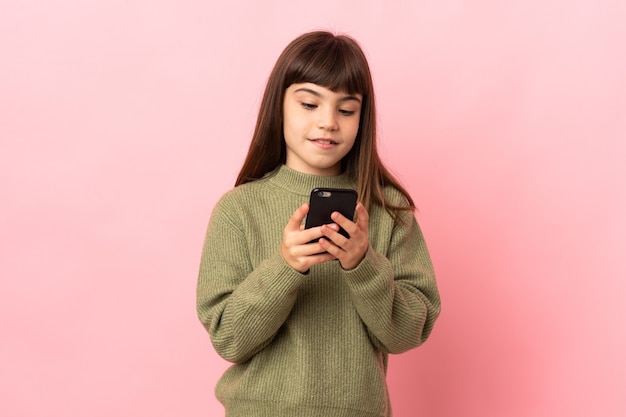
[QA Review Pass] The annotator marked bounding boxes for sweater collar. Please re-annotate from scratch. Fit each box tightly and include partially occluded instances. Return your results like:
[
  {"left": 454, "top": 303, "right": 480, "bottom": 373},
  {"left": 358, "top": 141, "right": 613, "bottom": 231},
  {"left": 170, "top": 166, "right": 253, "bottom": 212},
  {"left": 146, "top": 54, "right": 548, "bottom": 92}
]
[{"left": 265, "top": 165, "right": 356, "bottom": 197}]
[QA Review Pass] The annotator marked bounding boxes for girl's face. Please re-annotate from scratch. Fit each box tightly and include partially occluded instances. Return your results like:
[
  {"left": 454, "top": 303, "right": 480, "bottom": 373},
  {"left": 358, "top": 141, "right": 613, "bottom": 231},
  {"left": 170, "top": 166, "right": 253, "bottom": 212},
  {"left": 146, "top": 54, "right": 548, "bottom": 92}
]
[{"left": 282, "top": 83, "right": 362, "bottom": 176}]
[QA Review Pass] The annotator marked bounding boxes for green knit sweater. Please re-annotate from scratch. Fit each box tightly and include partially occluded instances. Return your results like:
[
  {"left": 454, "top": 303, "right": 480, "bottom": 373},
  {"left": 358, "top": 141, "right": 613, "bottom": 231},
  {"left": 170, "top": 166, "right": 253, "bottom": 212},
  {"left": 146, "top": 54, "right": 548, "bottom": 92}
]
[{"left": 197, "top": 165, "right": 441, "bottom": 417}]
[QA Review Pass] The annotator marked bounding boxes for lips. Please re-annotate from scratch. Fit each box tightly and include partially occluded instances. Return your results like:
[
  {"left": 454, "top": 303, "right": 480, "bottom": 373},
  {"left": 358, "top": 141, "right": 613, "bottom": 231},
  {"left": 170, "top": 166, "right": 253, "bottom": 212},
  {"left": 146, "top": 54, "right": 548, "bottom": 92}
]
[{"left": 309, "top": 138, "right": 338, "bottom": 145}]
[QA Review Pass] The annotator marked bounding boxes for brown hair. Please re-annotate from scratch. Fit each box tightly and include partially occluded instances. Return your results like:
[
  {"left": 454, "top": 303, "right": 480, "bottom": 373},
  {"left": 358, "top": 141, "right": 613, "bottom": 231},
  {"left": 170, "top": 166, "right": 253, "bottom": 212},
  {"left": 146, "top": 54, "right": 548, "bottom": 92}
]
[{"left": 235, "top": 31, "right": 415, "bottom": 215}]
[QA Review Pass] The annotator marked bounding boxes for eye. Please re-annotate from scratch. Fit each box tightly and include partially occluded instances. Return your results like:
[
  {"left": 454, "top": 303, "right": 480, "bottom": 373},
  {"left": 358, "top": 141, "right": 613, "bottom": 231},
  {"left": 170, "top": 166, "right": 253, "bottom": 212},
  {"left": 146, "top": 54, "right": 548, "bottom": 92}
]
[
  {"left": 338, "top": 109, "right": 356, "bottom": 116},
  {"left": 301, "top": 102, "right": 317, "bottom": 110}
]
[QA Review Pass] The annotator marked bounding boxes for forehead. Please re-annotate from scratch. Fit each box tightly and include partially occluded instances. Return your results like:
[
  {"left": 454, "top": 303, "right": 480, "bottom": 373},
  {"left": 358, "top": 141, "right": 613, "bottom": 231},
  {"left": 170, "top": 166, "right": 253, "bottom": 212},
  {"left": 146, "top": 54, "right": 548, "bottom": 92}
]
[{"left": 288, "top": 83, "right": 362, "bottom": 101}]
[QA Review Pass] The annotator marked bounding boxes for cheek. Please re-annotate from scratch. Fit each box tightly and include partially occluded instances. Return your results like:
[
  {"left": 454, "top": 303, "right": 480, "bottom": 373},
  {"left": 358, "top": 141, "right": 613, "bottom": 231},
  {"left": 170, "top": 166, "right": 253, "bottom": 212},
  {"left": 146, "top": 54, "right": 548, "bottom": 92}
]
[
  {"left": 284, "top": 112, "right": 306, "bottom": 134},
  {"left": 346, "top": 121, "right": 360, "bottom": 151},
  {"left": 346, "top": 119, "right": 360, "bottom": 139},
  {"left": 282, "top": 115, "right": 296, "bottom": 139},
  {"left": 343, "top": 124, "right": 359, "bottom": 151}
]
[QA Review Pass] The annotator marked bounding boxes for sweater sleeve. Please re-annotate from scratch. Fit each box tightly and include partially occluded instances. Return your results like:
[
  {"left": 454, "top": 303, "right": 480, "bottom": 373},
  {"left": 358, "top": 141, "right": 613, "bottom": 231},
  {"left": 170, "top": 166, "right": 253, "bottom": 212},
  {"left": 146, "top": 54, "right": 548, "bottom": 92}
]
[
  {"left": 196, "top": 198, "right": 307, "bottom": 364},
  {"left": 342, "top": 208, "right": 441, "bottom": 354}
]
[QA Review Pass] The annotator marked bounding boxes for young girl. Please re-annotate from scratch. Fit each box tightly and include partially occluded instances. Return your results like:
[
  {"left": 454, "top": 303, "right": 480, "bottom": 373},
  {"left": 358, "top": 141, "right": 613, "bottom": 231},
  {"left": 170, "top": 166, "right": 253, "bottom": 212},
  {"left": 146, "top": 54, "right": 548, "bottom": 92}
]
[{"left": 197, "top": 31, "right": 441, "bottom": 417}]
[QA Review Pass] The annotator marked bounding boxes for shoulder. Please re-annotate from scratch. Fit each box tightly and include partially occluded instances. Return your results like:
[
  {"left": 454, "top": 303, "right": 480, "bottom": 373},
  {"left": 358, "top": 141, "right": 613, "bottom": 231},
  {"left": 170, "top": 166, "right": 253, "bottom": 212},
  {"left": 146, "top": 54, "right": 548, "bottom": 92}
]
[
  {"left": 372, "top": 185, "right": 417, "bottom": 229},
  {"left": 369, "top": 185, "right": 411, "bottom": 223},
  {"left": 380, "top": 184, "right": 415, "bottom": 217},
  {"left": 382, "top": 185, "right": 411, "bottom": 206},
  {"left": 209, "top": 179, "right": 268, "bottom": 222},
  {"left": 215, "top": 177, "right": 273, "bottom": 207}
]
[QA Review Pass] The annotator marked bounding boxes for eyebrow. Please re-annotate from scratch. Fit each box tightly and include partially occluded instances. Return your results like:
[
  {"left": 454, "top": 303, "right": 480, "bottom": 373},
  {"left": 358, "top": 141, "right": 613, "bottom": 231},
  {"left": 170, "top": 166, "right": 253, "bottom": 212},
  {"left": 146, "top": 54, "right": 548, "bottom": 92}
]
[{"left": 293, "top": 87, "right": 362, "bottom": 104}]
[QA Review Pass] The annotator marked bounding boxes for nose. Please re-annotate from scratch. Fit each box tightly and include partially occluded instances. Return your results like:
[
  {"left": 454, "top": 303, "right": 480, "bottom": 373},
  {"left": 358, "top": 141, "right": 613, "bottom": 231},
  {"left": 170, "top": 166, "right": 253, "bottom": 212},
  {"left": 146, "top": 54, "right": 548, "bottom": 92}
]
[{"left": 318, "top": 108, "right": 338, "bottom": 131}]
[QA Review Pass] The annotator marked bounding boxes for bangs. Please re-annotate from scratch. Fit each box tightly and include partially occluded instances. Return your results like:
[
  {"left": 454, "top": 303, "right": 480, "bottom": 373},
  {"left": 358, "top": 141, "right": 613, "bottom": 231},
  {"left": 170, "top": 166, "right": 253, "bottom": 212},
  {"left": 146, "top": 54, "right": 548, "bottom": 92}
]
[{"left": 283, "top": 36, "right": 371, "bottom": 96}]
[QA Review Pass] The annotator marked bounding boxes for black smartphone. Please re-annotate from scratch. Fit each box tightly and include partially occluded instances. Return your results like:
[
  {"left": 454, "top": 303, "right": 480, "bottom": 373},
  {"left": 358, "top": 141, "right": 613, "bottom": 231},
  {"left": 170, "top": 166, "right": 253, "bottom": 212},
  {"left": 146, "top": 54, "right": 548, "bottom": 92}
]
[{"left": 304, "top": 188, "right": 358, "bottom": 239}]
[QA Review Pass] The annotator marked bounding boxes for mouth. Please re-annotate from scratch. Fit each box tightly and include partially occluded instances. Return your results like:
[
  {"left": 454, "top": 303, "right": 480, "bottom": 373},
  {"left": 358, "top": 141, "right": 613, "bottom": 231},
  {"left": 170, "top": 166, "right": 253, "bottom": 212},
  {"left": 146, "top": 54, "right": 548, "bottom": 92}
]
[{"left": 309, "top": 138, "right": 338, "bottom": 145}]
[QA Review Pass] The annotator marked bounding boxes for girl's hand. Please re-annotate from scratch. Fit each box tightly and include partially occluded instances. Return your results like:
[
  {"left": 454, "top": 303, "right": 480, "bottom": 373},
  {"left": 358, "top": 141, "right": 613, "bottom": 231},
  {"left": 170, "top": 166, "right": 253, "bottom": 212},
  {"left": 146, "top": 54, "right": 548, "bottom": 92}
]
[
  {"left": 319, "top": 202, "right": 370, "bottom": 270},
  {"left": 281, "top": 204, "right": 338, "bottom": 273}
]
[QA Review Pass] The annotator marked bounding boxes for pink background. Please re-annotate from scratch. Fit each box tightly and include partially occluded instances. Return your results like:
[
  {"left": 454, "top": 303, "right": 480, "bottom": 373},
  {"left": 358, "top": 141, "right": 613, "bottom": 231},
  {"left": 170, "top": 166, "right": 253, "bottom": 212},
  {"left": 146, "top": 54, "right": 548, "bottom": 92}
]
[{"left": 1, "top": 1, "right": 625, "bottom": 416}]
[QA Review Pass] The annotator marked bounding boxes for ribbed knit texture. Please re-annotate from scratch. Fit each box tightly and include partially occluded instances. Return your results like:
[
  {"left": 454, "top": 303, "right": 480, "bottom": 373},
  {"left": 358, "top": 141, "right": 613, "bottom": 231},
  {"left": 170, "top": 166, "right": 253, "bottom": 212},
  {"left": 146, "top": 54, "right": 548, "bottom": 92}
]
[{"left": 197, "top": 165, "right": 441, "bottom": 417}]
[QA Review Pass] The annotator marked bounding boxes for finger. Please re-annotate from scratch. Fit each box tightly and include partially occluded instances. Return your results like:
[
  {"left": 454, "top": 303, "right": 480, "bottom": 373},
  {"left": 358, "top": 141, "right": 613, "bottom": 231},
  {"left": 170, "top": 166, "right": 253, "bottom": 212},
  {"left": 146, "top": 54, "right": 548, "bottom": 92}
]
[
  {"left": 308, "top": 251, "right": 338, "bottom": 264},
  {"left": 318, "top": 237, "right": 345, "bottom": 259},
  {"left": 354, "top": 202, "right": 369, "bottom": 227},
  {"left": 285, "top": 204, "right": 309, "bottom": 232},
  {"left": 320, "top": 225, "right": 349, "bottom": 248},
  {"left": 285, "top": 238, "right": 327, "bottom": 258},
  {"left": 330, "top": 211, "right": 353, "bottom": 232},
  {"left": 299, "top": 227, "right": 327, "bottom": 246}
]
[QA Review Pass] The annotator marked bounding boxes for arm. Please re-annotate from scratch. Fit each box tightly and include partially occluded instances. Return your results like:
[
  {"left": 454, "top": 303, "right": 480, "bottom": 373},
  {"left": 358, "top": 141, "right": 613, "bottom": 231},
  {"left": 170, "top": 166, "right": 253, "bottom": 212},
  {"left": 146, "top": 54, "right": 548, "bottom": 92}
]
[
  {"left": 196, "top": 200, "right": 307, "bottom": 364},
  {"left": 324, "top": 204, "right": 441, "bottom": 354}
]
